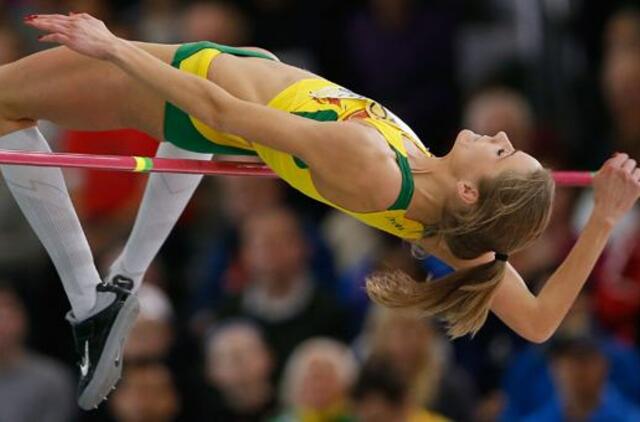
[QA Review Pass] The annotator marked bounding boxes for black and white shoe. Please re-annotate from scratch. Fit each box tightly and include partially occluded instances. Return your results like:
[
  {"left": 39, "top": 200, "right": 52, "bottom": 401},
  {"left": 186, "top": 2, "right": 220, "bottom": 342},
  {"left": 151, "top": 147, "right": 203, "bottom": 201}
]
[{"left": 66, "top": 276, "right": 139, "bottom": 410}]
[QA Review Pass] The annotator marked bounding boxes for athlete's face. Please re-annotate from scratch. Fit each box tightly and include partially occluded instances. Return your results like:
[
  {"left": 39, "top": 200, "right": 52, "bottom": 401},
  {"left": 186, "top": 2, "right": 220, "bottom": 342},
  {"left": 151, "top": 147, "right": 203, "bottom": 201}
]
[{"left": 448, "top": 129, "right": 542, "bottom": 183}]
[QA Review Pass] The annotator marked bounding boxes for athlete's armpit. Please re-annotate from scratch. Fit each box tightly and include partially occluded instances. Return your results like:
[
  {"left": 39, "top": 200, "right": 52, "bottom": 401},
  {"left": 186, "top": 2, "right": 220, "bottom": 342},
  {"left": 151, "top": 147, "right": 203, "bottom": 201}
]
[{"left": 220, "top": 100, "right": 403, "bottom": 211}]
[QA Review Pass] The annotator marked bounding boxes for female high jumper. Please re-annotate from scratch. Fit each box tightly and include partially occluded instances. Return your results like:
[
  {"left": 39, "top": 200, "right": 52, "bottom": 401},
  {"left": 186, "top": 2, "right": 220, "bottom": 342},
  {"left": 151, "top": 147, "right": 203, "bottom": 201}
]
[{"left": 0, "top": 12, "right": 636, "bottom": 409}]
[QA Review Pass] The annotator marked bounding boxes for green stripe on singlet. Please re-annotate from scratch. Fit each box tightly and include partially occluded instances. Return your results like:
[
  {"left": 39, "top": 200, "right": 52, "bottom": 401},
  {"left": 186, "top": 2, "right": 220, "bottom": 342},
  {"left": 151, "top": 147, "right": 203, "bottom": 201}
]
[{"left": 387, "top": 150, "right": 414, "bottom": 211}]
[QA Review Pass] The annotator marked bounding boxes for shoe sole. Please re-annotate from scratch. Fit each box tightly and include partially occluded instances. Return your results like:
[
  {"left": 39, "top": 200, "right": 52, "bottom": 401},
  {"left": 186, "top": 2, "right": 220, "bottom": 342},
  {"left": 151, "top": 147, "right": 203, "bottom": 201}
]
[{"left": 77, "top": 294, "right": 140, "bottom": 410}]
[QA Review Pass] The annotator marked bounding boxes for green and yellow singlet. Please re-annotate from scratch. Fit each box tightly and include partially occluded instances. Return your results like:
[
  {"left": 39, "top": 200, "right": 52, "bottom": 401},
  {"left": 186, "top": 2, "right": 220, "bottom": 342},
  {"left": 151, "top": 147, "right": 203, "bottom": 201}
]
[{"left": 164, "top": 42, "right": 430, "bottom": 240}]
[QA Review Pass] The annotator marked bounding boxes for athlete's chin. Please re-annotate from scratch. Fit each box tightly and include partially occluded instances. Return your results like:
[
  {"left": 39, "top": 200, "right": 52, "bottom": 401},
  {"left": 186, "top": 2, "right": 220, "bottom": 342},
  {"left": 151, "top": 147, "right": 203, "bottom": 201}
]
[{"left": 452, "top": 129, "right": 477, "bottom": 149}]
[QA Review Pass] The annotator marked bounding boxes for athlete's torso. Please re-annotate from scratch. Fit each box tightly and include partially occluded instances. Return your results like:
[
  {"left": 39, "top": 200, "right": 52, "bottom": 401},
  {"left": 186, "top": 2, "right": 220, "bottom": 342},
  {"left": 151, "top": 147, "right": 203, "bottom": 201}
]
[
  {"left": 167, "top": 42, "right": 431, "bottom": 240},
  {"left": 257, "top": 78, "right": 431, "bottom": 240}
]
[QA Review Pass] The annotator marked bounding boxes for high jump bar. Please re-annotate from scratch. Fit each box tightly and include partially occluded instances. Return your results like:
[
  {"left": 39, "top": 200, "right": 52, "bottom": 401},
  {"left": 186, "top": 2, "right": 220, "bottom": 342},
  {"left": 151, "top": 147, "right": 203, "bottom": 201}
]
[{"left": 0, "top": 150, "right": 593, "bottom": 186}]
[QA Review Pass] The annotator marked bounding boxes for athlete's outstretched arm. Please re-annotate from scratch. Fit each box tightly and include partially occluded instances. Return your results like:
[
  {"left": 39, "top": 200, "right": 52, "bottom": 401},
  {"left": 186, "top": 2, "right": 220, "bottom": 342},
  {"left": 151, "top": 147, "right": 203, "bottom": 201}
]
[
  {"left": 24, "top": 17, "right": 378, "bottom": 157},
  {"left": 420, "top": 154, "right": 640, "bottom": 343}
]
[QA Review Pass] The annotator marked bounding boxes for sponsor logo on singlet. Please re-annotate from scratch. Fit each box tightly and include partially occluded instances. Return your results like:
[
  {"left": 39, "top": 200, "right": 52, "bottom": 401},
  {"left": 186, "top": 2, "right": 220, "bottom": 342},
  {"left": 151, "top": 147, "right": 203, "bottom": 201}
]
[{"left": 386, "top": 216, "right": 405, "bottom": 232}]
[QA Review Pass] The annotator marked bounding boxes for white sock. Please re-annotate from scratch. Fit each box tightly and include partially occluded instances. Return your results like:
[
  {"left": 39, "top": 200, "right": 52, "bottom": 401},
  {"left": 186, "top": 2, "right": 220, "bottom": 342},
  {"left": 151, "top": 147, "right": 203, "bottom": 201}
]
[
  {"left": 0, "top": 127, "right": 100, "bottom": 320},
  {"left": 108, "top": 142, "right": 212, "bottom": 292}
]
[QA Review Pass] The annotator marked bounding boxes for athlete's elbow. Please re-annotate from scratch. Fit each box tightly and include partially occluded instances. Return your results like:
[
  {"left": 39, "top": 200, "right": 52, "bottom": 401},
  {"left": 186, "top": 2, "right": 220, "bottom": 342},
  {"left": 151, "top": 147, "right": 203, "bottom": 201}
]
[
  {"left": 526, "top": 329, "right": 554, "bottom": 344},
  {"left": 520, "top": 320, "right": 556, "bottom": 344},
  {"left": 203, "top": 92, "right": 236, "bottom": 131}
]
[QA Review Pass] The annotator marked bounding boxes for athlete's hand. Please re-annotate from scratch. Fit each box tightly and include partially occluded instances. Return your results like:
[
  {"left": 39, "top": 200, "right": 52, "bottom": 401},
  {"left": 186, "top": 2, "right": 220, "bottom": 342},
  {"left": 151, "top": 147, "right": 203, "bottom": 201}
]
[
  {"left": 24, "top": 13, "right": 119, "bottom": 60},
  {"left": 592, "top": 152, "right": 640, "bottom": 227}
]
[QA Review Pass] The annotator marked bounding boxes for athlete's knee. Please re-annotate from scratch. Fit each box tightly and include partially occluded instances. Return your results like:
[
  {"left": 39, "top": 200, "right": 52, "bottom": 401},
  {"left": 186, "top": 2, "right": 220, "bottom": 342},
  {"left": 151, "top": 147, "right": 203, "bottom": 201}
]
[{"left": 0, "top": 118, "right": 35, "bottom": 137}]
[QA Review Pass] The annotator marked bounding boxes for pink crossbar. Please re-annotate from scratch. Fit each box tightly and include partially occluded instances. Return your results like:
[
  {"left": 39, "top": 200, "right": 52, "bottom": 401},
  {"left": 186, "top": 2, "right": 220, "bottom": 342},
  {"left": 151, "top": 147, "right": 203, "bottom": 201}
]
[{"left": 0, "top": 150, "right": 593, "bottom": 186}]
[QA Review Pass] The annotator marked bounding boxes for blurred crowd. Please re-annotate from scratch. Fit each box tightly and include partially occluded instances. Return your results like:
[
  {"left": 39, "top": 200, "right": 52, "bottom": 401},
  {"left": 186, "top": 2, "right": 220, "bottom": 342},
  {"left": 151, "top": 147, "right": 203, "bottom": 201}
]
[{"left": 1, "top": 0, "right": 640, "bottom": 421}]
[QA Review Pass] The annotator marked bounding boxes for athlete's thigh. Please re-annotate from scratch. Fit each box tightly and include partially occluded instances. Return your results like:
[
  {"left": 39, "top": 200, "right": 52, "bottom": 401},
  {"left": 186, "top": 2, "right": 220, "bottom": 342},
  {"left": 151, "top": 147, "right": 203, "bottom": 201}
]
[{"left": 0, "top": 42, "right": 178, "bottom": 138}]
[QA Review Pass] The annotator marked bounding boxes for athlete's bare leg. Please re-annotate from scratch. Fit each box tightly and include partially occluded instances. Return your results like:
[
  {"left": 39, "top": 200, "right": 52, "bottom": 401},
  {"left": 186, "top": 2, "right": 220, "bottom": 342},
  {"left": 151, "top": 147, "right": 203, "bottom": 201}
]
[
  {"left": 0, "top": 42, "right": 309, "bottom": 137},
  {"left": 0, "top": 42, "right": 178, "bottom": 137}
]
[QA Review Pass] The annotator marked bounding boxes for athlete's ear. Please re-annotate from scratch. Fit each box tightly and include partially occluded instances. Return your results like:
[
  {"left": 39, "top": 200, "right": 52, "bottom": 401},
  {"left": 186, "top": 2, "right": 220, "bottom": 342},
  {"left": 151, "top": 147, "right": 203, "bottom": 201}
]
[{"left": 456, "top": 180, "right": 479, "bottom": 205}]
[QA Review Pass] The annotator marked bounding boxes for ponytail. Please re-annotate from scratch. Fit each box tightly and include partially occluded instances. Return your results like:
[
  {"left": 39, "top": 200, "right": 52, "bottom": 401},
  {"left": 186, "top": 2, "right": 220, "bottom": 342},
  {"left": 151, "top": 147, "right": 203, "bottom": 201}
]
[{"left": 366, "top": 258, "right": 506, "bottom": 338}]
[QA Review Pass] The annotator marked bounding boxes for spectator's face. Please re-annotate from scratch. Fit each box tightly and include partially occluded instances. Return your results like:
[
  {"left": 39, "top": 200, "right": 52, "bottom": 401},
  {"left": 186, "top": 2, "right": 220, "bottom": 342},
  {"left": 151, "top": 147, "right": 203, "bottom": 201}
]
[
  {"left": 61, "top": 0, "right": 109, "bottom": 18},
  {"left": 221, "top": 177, "right": 282, "bottom": 224},
  {"left": 465, "top": 93, "right": 533, "bottom": 152},
  {"left": 295, "top": 356, "right": 347, "bottom": 410},
  {"left": 125, "top": 318, "right": 173, "bottom": 360},
  {"left": 241, "top": 210, "right": 307, "bottom": 281},
  {"left": 0, "top": 291, "right": 26, "bottom": 356},
  {"left": 605, "top": 12, "right": 640, "bottom": 57},
  {"left": 182, "top": 2, "right": 249, "bottom": 45},
  {"left": 0, "top": 29, "right": 22, "bottom": 64},
  {"left": 354, "top": 394, "right": 408, "bottom": 422},
  {"left": 603, "top": 53, "right": 640, "bottom": 141},
  {"left": 552, "top": 352, "right": 608, "bottom": 407},
  {"left": 372, "top": 0, "right": 413, "bottom": 28},
  {"left": 207, "top": 327, "right": 272, "bottom": 395},
  {"left": 110, "top": 364, "right": 179, "bottom": 422},
  {"left": 377, "top": 314, "right": 431, "bottom": 374}
]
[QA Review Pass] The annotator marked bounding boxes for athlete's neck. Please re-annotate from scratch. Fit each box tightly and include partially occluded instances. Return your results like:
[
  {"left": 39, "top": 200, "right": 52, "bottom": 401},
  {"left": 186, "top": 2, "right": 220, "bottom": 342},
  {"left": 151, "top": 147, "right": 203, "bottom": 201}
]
[{"left": 406, "top": 154, "right": 456, "bottom": 224}]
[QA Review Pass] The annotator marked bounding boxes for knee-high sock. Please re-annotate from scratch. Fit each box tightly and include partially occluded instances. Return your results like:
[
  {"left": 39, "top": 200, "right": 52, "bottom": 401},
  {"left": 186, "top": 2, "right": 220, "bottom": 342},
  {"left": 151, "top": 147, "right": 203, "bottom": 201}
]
[
  {"left": 108, "top": 142, "right": 212, "bottom": 292},
  {"left": 0, "top": 127, "right": 100, "bottom": 320}
]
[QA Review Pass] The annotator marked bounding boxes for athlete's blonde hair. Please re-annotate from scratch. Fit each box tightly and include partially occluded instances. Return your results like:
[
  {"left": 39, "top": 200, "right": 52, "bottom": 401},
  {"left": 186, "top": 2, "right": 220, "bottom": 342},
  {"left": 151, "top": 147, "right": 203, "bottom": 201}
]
[{"left": 366, "top": 169, "right": 554, "bottom": 338}]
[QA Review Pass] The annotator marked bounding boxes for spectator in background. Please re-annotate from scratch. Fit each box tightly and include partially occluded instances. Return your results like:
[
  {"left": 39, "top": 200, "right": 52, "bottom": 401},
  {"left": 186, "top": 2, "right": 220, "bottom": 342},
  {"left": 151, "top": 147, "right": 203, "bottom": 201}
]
[
  {"left": 109, "top": 359, "right": 181, "bottom": 422},
  {"left": 358, "top": 306, "right": 475, "bottom": 422},
  {"left": 0, "top": 281, "right": 75, "bottom": 422},
  {"left": 464, "top": 87, "right": 535, "bottom": 154},
  {"left": 572, "top": 7, "right": 640, "bottom": 344},
  {"left": 189, "top": 177, "right": 286, "bottom": 321},
  {"left": 346, "top": 0, "right": 459, "bottom": 153},
  {"left": 274, "top": 338, "right": 356, "bottom": 422},
  {"left": 135, "top": 0, "right": 179, "bottom": 43},
  {"left": 124, "top": 284, "right": 175, "bottom": 361},
  {"left": 188, "top": 176, "right": 334, "bottom": 312},
  {"left": 204, "top": 320, "right": 277, "bottom": 421},
  {"left": 61, "top": 0, "right": 110, "bottom": 18},
  {"left": 352, "top": 358, "right": 450, "bottom": 422},
  {"left": 0, "top": 25, "right": 24, "bottom": 63},
  {"left": 215, "top": 207, "right": 348, "bottom": 376},
  {"left": 604, "top": 6, "right": 640, "bottom": 63},
  {"left": 602, "top": 45, "right": 640, "bottom": 160},
  {"left": 502, "top": 293, "right": 640, "bottom": 420},
  {"left": 523, "top": 337, "right": 640, "bottom": 422},
  {"left": 181, "top": 0, "right": 250, "bottom": 46}
]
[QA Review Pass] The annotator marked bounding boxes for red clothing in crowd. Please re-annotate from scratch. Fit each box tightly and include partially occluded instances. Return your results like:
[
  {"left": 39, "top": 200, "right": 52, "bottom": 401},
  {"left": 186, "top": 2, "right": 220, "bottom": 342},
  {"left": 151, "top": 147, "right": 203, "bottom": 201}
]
[
  {"left": 61, "top": 129, "right": 158, "bottom": 221},
  {"left": 595, "top": 228, "right": 640, "bottom": 344}
]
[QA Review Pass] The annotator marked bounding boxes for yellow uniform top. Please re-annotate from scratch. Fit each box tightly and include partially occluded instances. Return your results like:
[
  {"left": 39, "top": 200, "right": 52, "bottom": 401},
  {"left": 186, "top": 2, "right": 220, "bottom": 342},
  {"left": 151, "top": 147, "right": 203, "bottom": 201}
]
[{"left": 165, "top": 42, "right": 431, "bottom": 240}]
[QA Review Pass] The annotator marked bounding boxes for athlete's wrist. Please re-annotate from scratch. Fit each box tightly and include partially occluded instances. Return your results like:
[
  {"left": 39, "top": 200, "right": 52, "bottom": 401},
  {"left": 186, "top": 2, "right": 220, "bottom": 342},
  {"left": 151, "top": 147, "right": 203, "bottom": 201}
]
[
  {"left": 106, "top": 37, "right": 130, "bottom": 63},
  {"left": 585, "top": 209, "right": 616, "bottom": 238}
]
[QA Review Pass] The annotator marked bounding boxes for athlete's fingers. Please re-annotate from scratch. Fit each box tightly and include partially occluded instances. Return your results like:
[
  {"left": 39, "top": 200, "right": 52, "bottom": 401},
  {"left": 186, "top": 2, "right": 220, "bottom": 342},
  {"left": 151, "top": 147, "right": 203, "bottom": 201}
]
[
  {"left": 25, "top": 14, "right": 73, "bottom": 26},
  {"left": 37, "top": 33, "right": 71, "bottom": 45},
  {"left": 606, "top": 153, "right": 628, "bottom": 169},
  {"left": 32, "top": 13, "right": 71, "bottom": 19},
  {"left": 622, "top": 158, "right": 637, "bottom": 174},
  {"left": 25, "top": 17, "right": 72, "bottom": 33}
]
